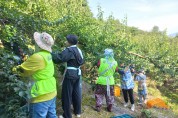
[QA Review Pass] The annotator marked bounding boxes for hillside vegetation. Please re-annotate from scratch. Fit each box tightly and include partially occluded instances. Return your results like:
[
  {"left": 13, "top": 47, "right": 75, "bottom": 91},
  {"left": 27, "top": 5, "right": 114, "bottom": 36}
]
[{"left": 0, "top": 0, "right": 178, "bottom": 117}]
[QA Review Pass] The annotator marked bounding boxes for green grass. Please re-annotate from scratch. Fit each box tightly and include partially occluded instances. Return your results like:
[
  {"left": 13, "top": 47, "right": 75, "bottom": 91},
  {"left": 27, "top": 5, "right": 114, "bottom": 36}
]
[
  {"left": 146, "top": 80, "right": 178, "bottom": 115},
  {"left": 81, "top": 94, "right": 115, "bottom": 118},
  {"left": 56, "top": 79, "right": 178, "bottom": 118}
]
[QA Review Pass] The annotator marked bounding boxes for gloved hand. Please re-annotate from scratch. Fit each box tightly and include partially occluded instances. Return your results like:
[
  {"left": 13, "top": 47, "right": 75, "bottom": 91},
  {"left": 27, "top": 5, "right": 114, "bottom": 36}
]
[
  {"left": 12, "top": 65, "right": 21, "bottom": 74},
  {"left": 22, "top": 55, "right": 29, "bottom": 61},
  {"left": 12, "top": 67, "right": 17, "bottom": 73},
  {"left": 23, "top": 55, "right": 29, "bottom": 61}
]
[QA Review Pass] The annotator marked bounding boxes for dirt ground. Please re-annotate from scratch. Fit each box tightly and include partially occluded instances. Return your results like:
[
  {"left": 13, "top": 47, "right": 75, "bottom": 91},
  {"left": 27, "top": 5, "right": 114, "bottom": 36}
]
[{"left": 56, "top": 80, "right": 177, "bottom": 118}]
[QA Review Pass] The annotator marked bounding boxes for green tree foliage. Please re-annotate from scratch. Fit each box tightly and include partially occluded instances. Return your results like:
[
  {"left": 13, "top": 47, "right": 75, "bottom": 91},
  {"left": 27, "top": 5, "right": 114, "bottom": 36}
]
[
  {"left": 152, "top": 25, "right": 160, "bottom": 32},
  {"left": 0, "top": 0, "right": 178, "bottom": 117}
]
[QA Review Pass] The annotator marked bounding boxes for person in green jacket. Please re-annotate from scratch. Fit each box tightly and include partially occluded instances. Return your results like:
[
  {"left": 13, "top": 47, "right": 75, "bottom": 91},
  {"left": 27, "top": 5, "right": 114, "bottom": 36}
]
[
  {"left": 13, "top": 32, "right": 57, "bottom": 118},
  {"left": 94, "top": 48, "right": 118, "bottom": 112}
]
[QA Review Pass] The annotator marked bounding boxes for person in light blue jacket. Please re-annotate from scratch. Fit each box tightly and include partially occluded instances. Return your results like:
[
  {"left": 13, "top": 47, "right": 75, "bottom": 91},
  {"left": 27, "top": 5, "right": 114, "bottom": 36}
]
[
  {"left": 118, "top": 63, "right": 135, "bottom": 111},
  {"left": 135, "top": 69, "right": 147, "bottom": 104}
]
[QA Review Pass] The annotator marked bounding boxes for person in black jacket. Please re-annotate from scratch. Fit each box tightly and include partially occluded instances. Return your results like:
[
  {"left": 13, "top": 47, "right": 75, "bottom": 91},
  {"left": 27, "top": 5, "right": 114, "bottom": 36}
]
[{"left": 52, "top": 34, "right": 84, "bottom": 118}]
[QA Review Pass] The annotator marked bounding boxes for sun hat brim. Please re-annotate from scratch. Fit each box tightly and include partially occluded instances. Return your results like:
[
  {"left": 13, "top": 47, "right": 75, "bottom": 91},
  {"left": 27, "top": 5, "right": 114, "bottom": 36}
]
[{"left": 33, "top": 32, "right": 52, "bottom": 52}]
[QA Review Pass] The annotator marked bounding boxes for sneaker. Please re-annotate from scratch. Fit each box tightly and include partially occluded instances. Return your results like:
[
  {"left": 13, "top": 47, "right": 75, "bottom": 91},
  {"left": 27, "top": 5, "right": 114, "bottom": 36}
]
[
  {"left": 59, "top": 115, "right": 64, "bottom": 118},
  {"left": 144, "top": 100, "right": 147, "bottom": 104},
  {"left": 124, "top": 103, "right": 129, "bottom": 107},
  {"left": 76, "top": 114, "right": 81, "bottom": 117},
  {"left": 131, "top": 104, "right": 135, "bottom": 111},
  {"left": 137, "top": 102, "right": 142, "bottom": 105}
]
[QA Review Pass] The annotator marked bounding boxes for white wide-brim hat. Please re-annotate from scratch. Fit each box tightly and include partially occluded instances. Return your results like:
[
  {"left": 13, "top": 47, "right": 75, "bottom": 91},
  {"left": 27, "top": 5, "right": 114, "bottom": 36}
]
[{"left": 34, "top": 32, "right": 54, "bottom": 52}]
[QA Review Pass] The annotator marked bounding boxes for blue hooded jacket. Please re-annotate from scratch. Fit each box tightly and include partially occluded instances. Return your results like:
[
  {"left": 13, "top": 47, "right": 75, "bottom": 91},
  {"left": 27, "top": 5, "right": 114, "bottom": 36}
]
[{"left": 118, "top": 67, "right": 134, "bottom": 89}]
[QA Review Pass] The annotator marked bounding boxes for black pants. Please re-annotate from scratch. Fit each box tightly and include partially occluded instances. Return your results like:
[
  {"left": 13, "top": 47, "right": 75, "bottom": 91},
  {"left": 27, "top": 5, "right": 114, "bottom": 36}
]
[
  {"left": 122, "top": 89, "right": 134, "bottom": 104},
  {"left": 62, "top": 78, "right": 82, "bottom": 118}
]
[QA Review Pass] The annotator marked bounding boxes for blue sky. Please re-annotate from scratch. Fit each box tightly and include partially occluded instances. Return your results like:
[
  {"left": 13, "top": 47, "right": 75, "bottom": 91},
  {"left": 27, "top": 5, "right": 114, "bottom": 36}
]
[{"left": 87, "top": 0, "right": 178, "bottom": 34}]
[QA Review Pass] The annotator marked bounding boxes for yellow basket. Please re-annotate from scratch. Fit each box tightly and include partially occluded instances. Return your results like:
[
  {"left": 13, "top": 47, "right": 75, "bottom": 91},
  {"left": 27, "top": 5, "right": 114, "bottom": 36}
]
[{"left": 114, "top": 85, "right": 121, "bottom": 97}]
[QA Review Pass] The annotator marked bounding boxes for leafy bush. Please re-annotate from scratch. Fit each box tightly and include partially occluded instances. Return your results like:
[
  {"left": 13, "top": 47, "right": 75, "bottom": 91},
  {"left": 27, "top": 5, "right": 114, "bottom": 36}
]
[{"left": 0, "top": 49, "right": 30, "bottom": 118}]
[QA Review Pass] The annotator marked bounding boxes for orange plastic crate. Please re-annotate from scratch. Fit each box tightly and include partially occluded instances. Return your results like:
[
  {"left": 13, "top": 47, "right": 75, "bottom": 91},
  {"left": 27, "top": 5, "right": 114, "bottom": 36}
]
[
  {"left": 146, "top": 98, "right": 169, "bottom": 109},
  {"left": 114, "top": 85, "right": 121, "bottom": 97}
]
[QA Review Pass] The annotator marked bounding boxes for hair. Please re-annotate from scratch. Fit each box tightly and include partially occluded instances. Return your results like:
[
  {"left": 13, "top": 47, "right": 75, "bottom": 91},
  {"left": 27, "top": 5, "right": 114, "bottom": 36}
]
[{"left": 66, "top": 34, "right": 78, "bottom": 45}]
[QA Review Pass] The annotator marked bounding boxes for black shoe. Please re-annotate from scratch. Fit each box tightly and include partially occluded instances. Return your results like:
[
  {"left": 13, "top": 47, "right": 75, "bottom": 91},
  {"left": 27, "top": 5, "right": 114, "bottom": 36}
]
[
  {"left": 92, "top": 106, "right": 101, "bottom": 112},
  {"left": 107, "top": 104, "right": 112, "bottom": 112}
]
